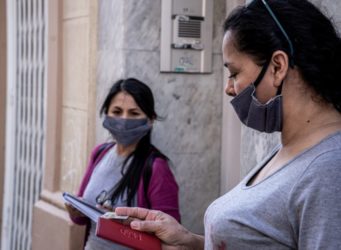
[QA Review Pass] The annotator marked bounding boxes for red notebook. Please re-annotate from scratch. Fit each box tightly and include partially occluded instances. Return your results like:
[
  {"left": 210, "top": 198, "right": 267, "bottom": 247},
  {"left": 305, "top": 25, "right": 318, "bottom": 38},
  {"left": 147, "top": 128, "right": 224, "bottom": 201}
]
[{"left": 96, "top": 216, "right": 161, "bottom": 250}]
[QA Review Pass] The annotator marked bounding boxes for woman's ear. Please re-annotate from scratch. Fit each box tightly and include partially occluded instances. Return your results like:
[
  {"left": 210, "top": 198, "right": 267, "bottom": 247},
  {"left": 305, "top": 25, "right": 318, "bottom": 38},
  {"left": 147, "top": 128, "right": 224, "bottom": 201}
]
[{"left": 270, "top": 50, "right": 289, "bottom": 87}]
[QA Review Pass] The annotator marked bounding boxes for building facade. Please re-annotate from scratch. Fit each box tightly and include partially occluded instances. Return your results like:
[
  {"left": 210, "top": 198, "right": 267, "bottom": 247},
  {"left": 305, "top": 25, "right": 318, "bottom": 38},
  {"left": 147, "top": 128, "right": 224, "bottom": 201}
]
[{"left": 0, "top": 0, "right": 340, "bottom": 249}]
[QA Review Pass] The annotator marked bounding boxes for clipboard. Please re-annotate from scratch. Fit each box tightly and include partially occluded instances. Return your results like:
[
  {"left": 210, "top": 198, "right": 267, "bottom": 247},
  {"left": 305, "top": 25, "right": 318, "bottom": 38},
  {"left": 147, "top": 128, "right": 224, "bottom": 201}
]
[{"left": 63, "top": 192, "right": 104, "bottom": 222}]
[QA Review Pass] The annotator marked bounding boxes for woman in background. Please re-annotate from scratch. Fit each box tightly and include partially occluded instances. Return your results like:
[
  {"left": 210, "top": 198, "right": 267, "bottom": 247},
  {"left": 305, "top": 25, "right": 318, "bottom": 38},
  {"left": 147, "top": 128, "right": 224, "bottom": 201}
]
[{"left": 65, "top": 78, "right": 180, "bottom": 250}]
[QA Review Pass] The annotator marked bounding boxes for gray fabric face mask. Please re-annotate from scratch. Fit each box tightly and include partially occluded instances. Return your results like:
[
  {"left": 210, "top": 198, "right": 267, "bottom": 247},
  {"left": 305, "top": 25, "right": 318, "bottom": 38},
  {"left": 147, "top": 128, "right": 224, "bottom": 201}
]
[
  {"left": 230, "top": 61, "right": 283, "bottom": 133},
  {"left": 103, "top": 116, "right": 152, "bottom": 146},
  {"left": 230, "top": 84, "right": 283, "bottom": 133}
]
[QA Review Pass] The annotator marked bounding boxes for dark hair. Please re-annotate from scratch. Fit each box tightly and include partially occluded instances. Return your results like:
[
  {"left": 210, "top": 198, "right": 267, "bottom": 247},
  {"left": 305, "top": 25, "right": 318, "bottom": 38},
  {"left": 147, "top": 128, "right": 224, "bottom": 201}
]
[
  {"left": 224, "top": 0, "right": 341, "bottom": 112},
  {"left": 100, "top": 78, "right": 157, "bottom": 119},
  {"left": 100, "top": 78, "right": 167, "bottom": 206}
]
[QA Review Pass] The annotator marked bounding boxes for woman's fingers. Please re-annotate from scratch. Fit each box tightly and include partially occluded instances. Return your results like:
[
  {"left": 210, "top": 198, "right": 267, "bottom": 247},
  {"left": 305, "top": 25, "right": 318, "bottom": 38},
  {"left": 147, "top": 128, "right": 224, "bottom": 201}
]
[
  {"left": 65, "top": 203, "right": 85, "bottom": 218},
  {"left": 115, "top": 207, "right": 154, "bottom": 220},
  {"left": 130, "top": 219, "right": 162, "bottom": 232},
  {"left": 162, "top": 245, "right": 183, "bottom": 250},
  {"left": 115, "top": 207, "right": 189, "bottom": 247}
]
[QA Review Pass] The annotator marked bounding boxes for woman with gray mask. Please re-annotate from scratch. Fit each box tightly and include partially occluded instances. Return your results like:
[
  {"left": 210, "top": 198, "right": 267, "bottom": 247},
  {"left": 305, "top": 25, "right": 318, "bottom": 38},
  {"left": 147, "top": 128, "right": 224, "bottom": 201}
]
[
  {"left": 114, "top": 0, "right": 341, "bottom": 249},
  {"left": 65, "top": 78, "right": 180, "bottom": 250}
]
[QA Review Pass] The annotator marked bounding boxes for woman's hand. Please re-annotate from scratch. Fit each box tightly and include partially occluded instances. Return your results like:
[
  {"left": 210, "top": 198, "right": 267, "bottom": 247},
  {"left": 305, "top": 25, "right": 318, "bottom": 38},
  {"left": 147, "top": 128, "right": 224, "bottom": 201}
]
[
  {"left": 64, "top": 202, "right": 86, "bottom": 219},
  {"left": 115, "top": 207, "right": 204, "bottom": 250}
]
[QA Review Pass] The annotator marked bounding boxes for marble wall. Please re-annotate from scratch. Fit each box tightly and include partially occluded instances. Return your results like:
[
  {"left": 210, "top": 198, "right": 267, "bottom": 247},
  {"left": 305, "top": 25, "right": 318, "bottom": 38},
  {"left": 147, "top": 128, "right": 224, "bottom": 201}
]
[{"left": 96, "top": 0, "right": 226, "bottom": 233}]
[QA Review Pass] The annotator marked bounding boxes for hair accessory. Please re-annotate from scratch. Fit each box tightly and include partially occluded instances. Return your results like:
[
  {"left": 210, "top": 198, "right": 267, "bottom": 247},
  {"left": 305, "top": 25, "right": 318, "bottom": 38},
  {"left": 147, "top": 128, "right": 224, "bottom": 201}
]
[{"left": 261, "top": 0, "right": 294, "bottom": 66}]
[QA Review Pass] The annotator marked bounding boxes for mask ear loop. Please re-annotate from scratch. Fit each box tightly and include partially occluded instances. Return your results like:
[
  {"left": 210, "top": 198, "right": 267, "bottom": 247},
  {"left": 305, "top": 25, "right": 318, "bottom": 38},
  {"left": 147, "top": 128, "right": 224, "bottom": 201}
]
[
  {"left": 253, "top": 60, "right": 270, "bottom": 88},
  {"left": 276, "top": 81, "right": 283, "bottom": 95},
  {"left": 254, "top": 60, "right": 284, "bottom": 96}
]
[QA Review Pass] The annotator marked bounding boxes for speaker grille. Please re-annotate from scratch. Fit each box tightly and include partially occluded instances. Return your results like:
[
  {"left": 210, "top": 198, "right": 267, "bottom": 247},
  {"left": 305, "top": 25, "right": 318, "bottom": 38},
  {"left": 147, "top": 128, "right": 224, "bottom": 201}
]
[{"left": 178, "top": 19, "right": 201, "bottom": 38}]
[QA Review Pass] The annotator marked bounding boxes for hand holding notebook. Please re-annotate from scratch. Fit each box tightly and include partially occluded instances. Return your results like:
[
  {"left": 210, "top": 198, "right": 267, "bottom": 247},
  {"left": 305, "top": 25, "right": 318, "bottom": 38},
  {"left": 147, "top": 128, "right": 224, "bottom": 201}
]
[{"left": 63, "top": 192, "right": 161, "bottom": 250}]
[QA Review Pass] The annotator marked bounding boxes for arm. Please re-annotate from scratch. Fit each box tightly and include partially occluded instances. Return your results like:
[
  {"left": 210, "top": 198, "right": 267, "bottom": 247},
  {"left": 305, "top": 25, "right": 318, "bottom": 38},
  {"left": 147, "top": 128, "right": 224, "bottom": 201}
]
[
  {"left": 115, "top": 207, "right": 204, "bottom": 250},
  {"left": 138, "top": 158, "right": 181, "bottom": 221}
]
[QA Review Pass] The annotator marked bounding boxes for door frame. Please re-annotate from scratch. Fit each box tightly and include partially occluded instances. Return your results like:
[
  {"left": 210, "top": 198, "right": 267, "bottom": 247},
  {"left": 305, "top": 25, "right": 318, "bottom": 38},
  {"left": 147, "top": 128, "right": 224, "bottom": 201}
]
[
  {"left": 0, "top": 0, "right": 7, "bottom": 240},
  {"left": 220, "top": 0, "right": 245, "bottom": 194},
  {"left": 1, "top": 0, "right": 16, "bottom": 248}
]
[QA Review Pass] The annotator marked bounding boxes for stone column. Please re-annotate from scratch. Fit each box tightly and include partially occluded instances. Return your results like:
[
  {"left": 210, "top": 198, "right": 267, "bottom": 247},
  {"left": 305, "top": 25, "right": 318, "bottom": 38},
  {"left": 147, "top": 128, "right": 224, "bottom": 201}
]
[{"left": 96, "top": 0, "right": 226, "bottom": 234}]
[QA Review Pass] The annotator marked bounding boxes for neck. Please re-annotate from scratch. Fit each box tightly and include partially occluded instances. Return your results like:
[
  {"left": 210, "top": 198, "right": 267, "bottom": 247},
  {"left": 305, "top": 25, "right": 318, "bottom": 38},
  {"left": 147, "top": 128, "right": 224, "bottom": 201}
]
[
  {"left": 281, "top": 103, "right": 341, "bottom": 148},
  {"left": 116, "top": 143, "right": 138, "bottom": 156},
  {"left": 280, "top": 72, "right": 341, "bottom": 148}
]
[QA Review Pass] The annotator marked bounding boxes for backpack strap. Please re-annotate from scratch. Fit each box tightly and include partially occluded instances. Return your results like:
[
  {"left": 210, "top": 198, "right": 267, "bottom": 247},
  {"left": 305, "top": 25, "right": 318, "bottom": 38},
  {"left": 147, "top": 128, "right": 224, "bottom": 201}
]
[{"left": 93, "top": 142, "right": 115, "bottom": 165}]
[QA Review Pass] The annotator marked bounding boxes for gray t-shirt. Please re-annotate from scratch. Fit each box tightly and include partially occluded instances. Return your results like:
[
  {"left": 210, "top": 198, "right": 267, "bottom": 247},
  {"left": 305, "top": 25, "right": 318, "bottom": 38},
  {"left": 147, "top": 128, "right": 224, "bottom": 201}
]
[
  {"left": 83, "top": 145, "right": 135, "bottom": 250},
  {"left": 205, "top": 132, "right": 341, "bottom": 250}
]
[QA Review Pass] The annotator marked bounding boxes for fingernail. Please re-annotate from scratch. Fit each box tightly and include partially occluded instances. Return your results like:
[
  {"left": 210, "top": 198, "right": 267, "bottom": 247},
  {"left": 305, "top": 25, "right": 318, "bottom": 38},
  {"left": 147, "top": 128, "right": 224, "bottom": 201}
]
[{"left": 130, "top": 221, "right": 140, "bottom": 230}]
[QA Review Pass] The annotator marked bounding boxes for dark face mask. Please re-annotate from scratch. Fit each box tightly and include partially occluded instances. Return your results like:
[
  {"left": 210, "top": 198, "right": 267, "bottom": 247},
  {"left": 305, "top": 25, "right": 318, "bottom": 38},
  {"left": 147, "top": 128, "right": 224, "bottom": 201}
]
[
  {"left": 103, "top": 116, "right": 152, "bottom": 146},
  {"left": 230, "top": 62, "right": 283, "bottom": 133}
]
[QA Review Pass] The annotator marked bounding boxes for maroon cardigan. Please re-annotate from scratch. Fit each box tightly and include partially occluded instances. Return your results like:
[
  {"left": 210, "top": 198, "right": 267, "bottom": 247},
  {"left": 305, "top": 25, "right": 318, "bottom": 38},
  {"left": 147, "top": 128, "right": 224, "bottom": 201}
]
[{"left": 71, "top": 143, "right": 181, "bottom": 226}]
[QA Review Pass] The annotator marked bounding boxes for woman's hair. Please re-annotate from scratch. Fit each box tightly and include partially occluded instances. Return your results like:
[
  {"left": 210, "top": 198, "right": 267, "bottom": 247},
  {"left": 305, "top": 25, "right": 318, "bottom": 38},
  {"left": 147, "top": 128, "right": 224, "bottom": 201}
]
[
  {"left": 224, "top": 0, "right": 341, "bottom": 112},
  {"left": 100, "top": 78, "right": 158, "bottom": 120},
  {"left": 100, "top": 78, "right": 166, "bottom": 206}
]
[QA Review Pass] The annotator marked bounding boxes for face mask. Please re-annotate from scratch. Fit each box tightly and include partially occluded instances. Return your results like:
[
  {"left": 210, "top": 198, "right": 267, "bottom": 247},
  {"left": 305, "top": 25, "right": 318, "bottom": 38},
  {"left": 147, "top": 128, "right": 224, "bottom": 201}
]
[
  {"left": 103, "top": 116, "right": 152, "bottom": 146},
  {"left": 230, "top": 62, "right": 283, "bottom": 133}
]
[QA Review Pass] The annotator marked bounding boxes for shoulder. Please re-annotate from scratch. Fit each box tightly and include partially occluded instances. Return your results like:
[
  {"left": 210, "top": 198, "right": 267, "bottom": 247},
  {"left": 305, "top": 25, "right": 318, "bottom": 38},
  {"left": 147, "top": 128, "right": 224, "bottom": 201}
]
[
  {"left": 303, "top": 148, "right": 341, "bottom": 179},
  {"left": 146, "top": 146, "right": 168, "bottom": 166},
  {"left": 296, "top": 133, "right": 341, "bottom": 183},
  {"left": 149, "top": 152, "right": 170, "bottom": 172},
  {"left": 90, "top": 142, "right": 114, "bottom": 158},
  {"left": 92, "top": 142, "right": 114, "bottom": 153},
  {"left": 152, "top": 156, "right": 168, "bottom": 166},
  {"left": 290, "top": 148, "right": 341, "bottom": 200},
  {"left": 151, "top": 158, "right": 169, "bottom": 174}
]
